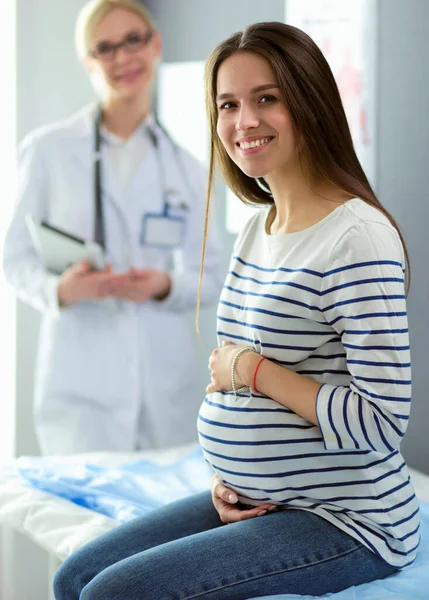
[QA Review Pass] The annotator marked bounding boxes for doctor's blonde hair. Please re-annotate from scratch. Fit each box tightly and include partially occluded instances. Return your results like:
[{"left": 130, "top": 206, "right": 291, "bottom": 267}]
[{"left": 75, "top": 0, "right": 156, "bottom": 59}]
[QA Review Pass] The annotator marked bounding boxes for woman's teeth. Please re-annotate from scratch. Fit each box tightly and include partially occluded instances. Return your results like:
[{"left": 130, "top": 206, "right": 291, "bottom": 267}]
[{"left": 239, "top": 137, "right": 271, "bottom": 150}]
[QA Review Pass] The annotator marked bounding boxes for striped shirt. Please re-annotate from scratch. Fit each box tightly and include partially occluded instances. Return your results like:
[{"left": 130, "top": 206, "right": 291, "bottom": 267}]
[{"left": 198, "top": 198, "right": 420, "bottom": 568}]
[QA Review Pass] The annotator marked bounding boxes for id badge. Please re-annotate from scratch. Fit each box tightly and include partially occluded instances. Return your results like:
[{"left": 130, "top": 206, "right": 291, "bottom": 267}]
[{"left": 140, "top": 213, "right": 185, "bottom": 248}]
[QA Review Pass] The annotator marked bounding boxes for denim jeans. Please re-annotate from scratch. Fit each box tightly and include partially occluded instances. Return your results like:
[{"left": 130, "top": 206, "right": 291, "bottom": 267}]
[{"left": 53, "top": 491, "right": 397, "bottom": 600}]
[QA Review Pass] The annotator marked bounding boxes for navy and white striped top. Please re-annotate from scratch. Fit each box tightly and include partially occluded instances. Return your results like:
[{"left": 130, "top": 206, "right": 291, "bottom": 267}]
[{"left": 198, "top": 198, "right": 420, "bottom": 568}]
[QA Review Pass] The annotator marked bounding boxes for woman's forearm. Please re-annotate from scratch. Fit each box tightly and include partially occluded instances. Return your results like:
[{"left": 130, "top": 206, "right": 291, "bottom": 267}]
[{"left": 236, "top": 352, "right": 322, "bottom": 426}]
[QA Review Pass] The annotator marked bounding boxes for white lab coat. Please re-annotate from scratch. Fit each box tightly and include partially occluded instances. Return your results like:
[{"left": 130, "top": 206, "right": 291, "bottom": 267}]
[{"left": 3, "top": 105, "right": 224, "bottom": 455}]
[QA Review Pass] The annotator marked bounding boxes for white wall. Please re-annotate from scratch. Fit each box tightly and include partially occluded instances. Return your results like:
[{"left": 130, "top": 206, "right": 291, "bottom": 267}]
[
  {"left": 0, "top": 1, "right": 18, "bottom": 592},
  {"left": 0, "top": 0, "right": 17, "bottom": 463}
]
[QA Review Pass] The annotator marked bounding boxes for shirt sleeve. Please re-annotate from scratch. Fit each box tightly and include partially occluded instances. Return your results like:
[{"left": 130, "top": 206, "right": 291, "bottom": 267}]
[
  {"left": 2, "top": 134, "right": 61, "bottom": 316},
  {"left": 154, "top": 150, "right": 225, "bottom": 312},
  {"left": 316, "top": 220, "right": 411, "bottom": 453}
]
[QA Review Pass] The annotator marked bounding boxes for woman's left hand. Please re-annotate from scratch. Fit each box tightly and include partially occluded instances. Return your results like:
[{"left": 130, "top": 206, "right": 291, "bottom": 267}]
[{"left": 206, "top": 342, "right": 255, "bottom": 394}]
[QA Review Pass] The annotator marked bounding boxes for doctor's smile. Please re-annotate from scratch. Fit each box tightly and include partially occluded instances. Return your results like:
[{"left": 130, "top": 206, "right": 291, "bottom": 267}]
[{"left": 114, "top": 66, "right": 145, "bottom": 84}]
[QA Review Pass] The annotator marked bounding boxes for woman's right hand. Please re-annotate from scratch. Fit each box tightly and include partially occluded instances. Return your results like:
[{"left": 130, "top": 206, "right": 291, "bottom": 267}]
[
  {"left": 57, "top": 261, "right": 115, "bottom": 306},
  {"left": 211, "top": 474, "right": 276, "bottom": 524}
]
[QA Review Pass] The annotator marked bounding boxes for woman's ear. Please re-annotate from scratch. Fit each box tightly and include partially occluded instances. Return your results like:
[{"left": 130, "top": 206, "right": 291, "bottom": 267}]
[
  {"left": 82, "top": 55, "right": 96, "bottom": 74},
  {"left": 152, "top": 31, "right": 163, "bottom": 61}
]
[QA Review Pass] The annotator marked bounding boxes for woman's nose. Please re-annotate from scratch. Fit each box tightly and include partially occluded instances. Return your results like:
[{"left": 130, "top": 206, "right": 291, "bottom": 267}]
[
  {"left": 112, "top": 44, "right": 131, "bottom": 65},
  {"left": 236, "top": 105, "right": 260, "bottom": 131}
]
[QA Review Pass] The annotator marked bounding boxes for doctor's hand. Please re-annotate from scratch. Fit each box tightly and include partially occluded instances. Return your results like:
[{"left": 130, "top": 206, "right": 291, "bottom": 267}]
[
  {"left": 206, "top": 342, "right": 258, "bottom": 394},
  {"left": 58, "top": 261, "right": 115, "bottom": 307},
  {"left": 103, "top": 268, "right": 171, "bottom": 303},
  {"left": 211, "top": 474, "right": 276, "bottom": 523}
]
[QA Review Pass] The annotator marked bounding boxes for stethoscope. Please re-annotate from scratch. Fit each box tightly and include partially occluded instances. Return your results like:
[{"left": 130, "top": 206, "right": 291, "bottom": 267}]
[{"left": 93, "top": 105, "right": 192, "bottom": 249}]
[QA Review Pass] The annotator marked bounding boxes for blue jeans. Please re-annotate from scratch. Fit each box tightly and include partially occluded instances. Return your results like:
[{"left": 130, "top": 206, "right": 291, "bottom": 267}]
[{"left": 53, "top": 491, "right": 397, "bottom": 599}]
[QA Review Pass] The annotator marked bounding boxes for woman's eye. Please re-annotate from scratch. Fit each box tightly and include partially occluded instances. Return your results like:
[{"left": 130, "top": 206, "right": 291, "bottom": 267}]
[
  {"left": 126, "top": 34, "right": 142, "bottom": 45},
  {"left": 96, "top": 42, "right": 113, "bottom": 56},
  {"left": 259, "top": 95, "right": 277, "bottom": 104},
  {"left": 219, "top": 102, "right": 236, "bottom": 110}
]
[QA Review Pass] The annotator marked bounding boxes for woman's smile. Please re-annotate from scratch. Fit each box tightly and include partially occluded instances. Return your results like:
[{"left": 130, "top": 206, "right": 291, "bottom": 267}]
[{"left": 236, "top": 135, "right": 275, "bottom": 155}]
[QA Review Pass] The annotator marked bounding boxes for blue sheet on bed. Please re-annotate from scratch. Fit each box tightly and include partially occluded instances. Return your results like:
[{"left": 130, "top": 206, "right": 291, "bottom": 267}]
[
  {"left": 18, "top": 447, "right": 429, "bottom": 600},
  {"left": 18, "top": 445, "right": 213, "bottom": 522}
]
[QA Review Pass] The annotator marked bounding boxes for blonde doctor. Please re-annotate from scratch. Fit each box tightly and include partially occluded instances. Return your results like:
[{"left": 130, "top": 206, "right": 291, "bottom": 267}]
[{"left": 2, "top": 0, "right": 223, "bottom": 455}]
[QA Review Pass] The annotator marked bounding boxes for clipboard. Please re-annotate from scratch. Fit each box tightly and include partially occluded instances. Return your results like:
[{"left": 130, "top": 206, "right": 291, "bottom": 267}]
[{"left": 26, "top": 215, "right": 105, "bottom": 274}]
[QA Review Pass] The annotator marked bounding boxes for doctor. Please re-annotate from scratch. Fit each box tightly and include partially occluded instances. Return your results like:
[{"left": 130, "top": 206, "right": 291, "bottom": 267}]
[{"left": 2, "top": 0, "right": 224, "bottom": 455}]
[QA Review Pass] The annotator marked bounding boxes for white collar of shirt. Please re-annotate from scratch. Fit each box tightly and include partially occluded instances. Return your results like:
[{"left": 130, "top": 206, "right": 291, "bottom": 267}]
[
  {"left": 100, "top": 113, "right": 156, "bottom": 145},
  {"left": 99, "top": 115, "right": 156, "bottom": 191}
]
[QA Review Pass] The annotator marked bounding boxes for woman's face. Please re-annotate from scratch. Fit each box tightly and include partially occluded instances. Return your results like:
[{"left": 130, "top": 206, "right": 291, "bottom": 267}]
[
  {"left": 216, "top": 51, "right": 298, "bottom": 179},
  {"left": 85, "top": 7, "right": 161, "bottom": 100}
]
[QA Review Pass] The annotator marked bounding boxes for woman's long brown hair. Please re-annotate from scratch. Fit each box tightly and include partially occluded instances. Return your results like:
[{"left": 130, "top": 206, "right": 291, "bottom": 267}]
[{"left": 196, "top": 22, "right": 410, "bottom": 333}]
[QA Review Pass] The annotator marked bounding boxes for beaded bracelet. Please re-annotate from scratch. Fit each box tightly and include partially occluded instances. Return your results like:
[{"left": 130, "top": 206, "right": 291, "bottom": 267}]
[{"left": 231, "top": 346, "right": 254, "bottom": 401}]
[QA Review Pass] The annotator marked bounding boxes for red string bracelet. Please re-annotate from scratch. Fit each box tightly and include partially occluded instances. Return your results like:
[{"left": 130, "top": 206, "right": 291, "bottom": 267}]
[{"left": 252, "top": 357, "right": 266, "bottom": 393}]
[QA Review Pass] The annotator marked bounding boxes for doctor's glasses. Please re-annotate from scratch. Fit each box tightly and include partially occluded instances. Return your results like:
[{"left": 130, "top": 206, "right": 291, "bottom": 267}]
[{"left": 89, "top": 30, "right": 154, "bottom": 62}]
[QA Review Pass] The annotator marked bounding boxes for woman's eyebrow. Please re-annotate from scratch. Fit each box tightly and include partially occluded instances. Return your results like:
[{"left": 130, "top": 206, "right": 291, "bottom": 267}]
[{"left": 216, "top": 84, "right": 280, "bottom": 101}]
